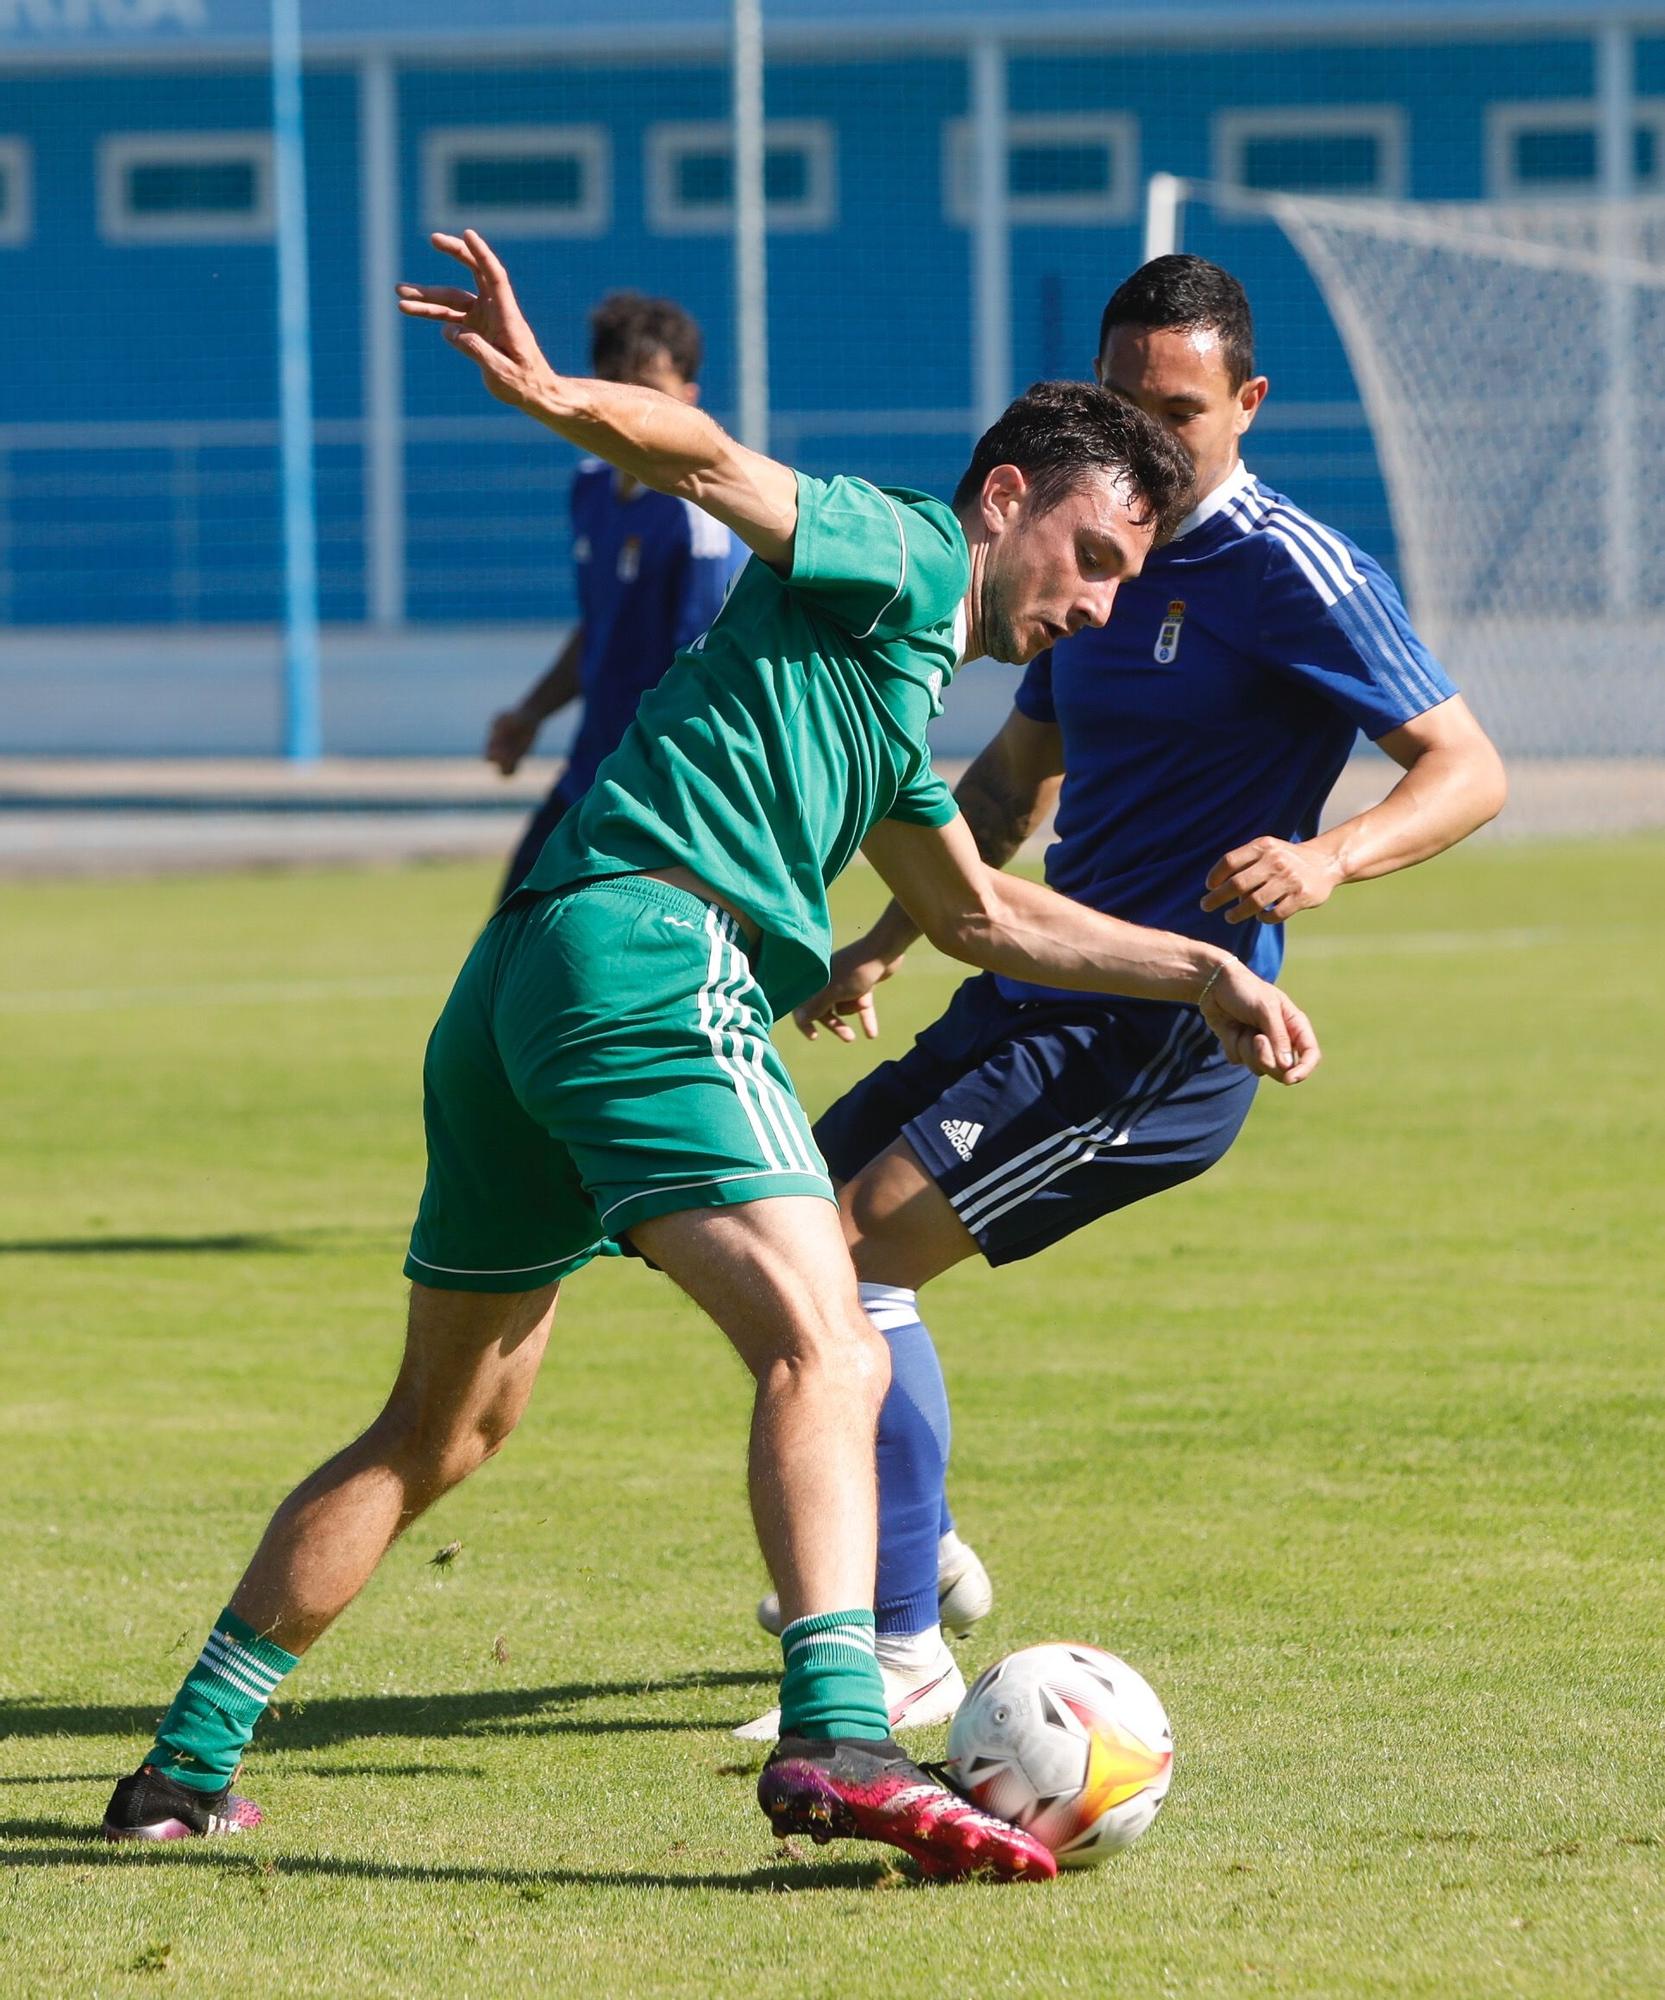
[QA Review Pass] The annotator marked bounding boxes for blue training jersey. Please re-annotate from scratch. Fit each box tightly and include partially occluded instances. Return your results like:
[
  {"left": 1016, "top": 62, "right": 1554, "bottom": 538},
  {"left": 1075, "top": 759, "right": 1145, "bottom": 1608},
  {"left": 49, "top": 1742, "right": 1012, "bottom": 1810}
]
[
  {"left": 1001, "top": 459, "right": 1456, "bottom": 997},
  {"left": 556, "top": 460, "right": 746, "bottom": 807}
]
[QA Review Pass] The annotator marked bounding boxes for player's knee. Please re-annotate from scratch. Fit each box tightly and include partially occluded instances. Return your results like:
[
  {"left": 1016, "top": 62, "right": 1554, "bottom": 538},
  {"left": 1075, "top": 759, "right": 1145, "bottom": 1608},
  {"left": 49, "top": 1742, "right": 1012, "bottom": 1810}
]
[
  {"left": 464, "top": 1394, "right": 524, "bottom": 1469},
  {"left": 375, "top": 1387, "right": 524, "bottom": 1495},
  {"left": 801, "top": 1304, "right": 891, "bottom": 1413}
]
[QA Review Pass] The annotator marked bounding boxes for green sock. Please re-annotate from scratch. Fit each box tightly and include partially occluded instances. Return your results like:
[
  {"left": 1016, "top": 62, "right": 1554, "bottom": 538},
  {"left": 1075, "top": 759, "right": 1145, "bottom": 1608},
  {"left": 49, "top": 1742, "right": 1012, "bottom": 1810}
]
[
  {"left": 148, "top": 1607, "right": 299, "bottom": 1793},
  {"left": 778, "top": 1609, "right": 891, "bottom": 1742}
]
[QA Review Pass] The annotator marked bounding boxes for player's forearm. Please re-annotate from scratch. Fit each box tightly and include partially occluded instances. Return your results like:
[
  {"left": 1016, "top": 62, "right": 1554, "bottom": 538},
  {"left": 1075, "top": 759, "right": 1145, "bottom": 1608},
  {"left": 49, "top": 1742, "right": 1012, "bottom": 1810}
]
[
  {"left": 859, "top": 744, "right": 1060, "bottom": 967},
  {"left": 514, "top": 374, "right": 795, "bottom": 562},
  {"left": 958, "top": 735, "right": 1058, "bottom": 871},
  {"left": 517, "top": 626, "right": 584, "bottom": 721},
  {"left": 942, "top": 871, "right": 1223, "bottom": 1004},
  {"left": 1308, "top": 740, "right": 1507, "bottom": 884},
  {"left": 516, "top": 374, "right": 723, "bottom": 493}
]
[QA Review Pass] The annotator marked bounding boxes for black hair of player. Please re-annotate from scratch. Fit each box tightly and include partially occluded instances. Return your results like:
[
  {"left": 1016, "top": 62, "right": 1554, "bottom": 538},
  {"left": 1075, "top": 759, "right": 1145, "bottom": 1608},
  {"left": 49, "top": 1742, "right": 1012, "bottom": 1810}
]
[
  {"left": 1098, "top": 255, "right": 1256, "bottom": 390},
  {"left": 589, "top": 291, "right": 704, "bottom": 383},
  {"left": 952, "top": 380, "right": 1195, "bottom": 545}
]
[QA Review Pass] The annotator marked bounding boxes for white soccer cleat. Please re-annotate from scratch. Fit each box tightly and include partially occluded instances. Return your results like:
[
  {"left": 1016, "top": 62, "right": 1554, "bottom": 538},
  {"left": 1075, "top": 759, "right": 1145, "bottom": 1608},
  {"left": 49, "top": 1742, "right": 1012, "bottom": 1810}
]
[
  {"left": 733, "top": 1642, "right": 967, "bottom": 1743},
  {"left": 935, "top": 1536, "right": 994, "bottom": 1638},
  {"left": 753, "top": 1536, "right": 995, "bottom": 1642}
]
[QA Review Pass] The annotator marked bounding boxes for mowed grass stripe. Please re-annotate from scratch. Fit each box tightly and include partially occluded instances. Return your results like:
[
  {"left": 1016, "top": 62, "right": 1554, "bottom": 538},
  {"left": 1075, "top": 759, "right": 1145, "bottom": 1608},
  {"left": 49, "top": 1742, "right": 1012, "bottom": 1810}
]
[
  {"left": 0, "top": 973, "right": 448, "bottom": 1014},
  {"left": 1, "top": 837, "right": 1661, "bottom": 1999},
  {"left": 0, "top": 919, "right": 1647, "bottom": 1013}
]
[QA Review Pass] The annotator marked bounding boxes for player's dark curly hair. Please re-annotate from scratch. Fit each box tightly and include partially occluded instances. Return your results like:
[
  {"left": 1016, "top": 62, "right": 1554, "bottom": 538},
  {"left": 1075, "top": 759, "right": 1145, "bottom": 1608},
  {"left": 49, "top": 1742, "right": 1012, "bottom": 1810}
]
[
  {"left": 953, "top": 380, "right": 1195, "bottom": 545},
  {"left": 589, "top": 291, "right": 704, "bottom": 383},
  {"left": 1099, "top": 254, "right": 1256, "bottom": 389}
]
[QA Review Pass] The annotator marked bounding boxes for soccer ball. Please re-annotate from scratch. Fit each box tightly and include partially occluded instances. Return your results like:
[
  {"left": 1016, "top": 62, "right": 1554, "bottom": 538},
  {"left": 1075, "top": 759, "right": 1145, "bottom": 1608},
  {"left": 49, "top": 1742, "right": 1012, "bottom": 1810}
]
[{"left": 945, "top": 1642, "right": 1173, "bottom": 1866}]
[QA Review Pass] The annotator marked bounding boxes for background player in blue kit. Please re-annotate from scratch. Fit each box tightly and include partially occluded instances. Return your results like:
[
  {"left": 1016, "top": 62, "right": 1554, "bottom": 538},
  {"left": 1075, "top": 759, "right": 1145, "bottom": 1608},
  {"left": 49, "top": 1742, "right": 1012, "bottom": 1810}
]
[
  {"left": 485, "top": 290, "right": 744, "bottom": 897},
  {"left": 736, "top": 255, "right": 1509, "bottom": 1741}
]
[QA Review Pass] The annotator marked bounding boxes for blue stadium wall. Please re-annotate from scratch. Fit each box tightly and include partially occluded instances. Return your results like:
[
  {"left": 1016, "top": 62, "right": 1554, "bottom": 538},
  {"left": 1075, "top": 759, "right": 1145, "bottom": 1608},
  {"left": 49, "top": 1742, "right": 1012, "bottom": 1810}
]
[{"left": 0, "top": 20, "right": 1660, "bottom": 630}]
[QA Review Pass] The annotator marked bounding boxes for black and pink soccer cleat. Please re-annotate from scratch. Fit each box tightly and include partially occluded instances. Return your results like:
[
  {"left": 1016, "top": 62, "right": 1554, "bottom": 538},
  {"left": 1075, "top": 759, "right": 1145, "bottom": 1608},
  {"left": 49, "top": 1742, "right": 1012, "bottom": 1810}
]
[
  {"left": 758, "top": 1734, "right": 1056, "bottom": 1882},
  {"left": 101, "top": 1765, "right": 264, "bottom": 1842}
]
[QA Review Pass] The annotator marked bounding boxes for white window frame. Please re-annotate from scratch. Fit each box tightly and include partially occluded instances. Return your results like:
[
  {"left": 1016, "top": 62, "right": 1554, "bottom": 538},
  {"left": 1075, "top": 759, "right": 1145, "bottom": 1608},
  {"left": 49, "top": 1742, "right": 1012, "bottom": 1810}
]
[
  {"left": 944, "top": 113, "right": 1137, "bottom": 226},
  {"left": 1213, "top": 106, "right": 1407, "bottom": 212},
  {"left": 0, "top": 138, "right": 32, "bottom": 248},
  {"left": 424, "top": 125, "right": 610, "bottom": 238},
  {"left": 99, "top": 132, "right": 275, "bottom": 244},
  {"left": 1487, "top": 97, "right": 1665, "bottom": 199},
  {"left": 646, "top": 119, "right": 836, "bottom": 235}
]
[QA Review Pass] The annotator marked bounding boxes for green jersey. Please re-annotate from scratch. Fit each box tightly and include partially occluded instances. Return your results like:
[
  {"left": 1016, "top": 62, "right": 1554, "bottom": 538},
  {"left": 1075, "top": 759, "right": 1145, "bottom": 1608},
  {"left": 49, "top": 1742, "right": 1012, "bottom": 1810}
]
[{"left": 529, "top": 471, "right": 969, "bottom": 1015}]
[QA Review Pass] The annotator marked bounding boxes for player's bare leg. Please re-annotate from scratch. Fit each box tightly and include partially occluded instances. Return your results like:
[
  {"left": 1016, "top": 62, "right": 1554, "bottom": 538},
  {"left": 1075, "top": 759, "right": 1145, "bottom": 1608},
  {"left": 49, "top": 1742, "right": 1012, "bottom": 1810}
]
[
  {"left": 839, "top": 1138, "right": 979, "bottom": 1292},
  {"left": 840, "top": 1140, "right": 994, "bottom": 1634},
  {"left": 628, "top": 1198, "right": 889, "bottom": 1627},
  {"left": 739, "top": 1147, "right": 987, "bottom": 1736},
  {"left": 102, "top": 1282, "right": 557, "bottom": 1840},
  {"left": 738, "top": 1140, "right": 993, "bottom": 1742},
  {"left": 631, "top": 1195, "right": 1052, "bottom": 1881},
  {"left": 229, "top": 1281, "right": 557, "bottom": 1650}
]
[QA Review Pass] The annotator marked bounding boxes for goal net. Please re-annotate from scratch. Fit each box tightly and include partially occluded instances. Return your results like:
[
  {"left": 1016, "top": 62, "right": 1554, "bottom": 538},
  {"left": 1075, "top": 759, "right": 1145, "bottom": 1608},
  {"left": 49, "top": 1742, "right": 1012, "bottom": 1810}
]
[{"left": 1268, "top": 191, "right": 1665, "bottom": 756}]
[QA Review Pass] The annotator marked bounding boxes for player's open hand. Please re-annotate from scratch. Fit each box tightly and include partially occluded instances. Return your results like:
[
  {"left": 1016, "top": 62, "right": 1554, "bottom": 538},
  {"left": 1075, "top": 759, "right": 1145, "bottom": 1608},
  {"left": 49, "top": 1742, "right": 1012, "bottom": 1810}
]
[
  {"left": 1201, "top": 834, "right": 1343, "bottom": 925},
  {"left": 397, "top": 231, "right": 555, "bottom": 412},
  {"left": 1198, "top": 957, "right": 1320, "bottom": 1085},
  {"left": 793, "top": 946, "right": 900, "bottom": 1044}
]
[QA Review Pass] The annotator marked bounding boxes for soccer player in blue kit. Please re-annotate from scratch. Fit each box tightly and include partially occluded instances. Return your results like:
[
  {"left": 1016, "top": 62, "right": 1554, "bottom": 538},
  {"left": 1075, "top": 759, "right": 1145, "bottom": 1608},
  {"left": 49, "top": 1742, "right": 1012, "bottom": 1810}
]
[
  {"left": 485, "top": 290, "right": 744, "bottom": 897},
  {"left": 737, "top": 255, "right": 1509, "bottom": 1739}
]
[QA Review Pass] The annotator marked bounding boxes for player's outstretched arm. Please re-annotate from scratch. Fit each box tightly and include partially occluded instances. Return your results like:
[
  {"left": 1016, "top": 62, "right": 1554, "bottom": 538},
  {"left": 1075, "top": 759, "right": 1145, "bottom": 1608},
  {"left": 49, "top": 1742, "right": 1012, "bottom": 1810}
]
[
  {"left": 398, "top": 231, "right": 799, "bottom": 566},
  {"left": 1202, "top": 694, "right": 1507, "bottom": 924},
  {"left": 860, "top": 813, "right": 1319, "bottom": 1084}
]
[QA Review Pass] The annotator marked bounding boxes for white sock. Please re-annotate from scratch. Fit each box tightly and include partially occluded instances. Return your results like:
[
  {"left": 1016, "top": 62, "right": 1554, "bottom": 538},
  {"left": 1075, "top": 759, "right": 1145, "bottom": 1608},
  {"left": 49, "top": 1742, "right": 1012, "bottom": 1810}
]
[
  {"left": 876, "top": 1622, "right": 945, "bottom": 1674},
  {"left": 938, "top": 1529, "right": 969, "bottom": 1567},
  {"left": 857, "top": 1279, "right": 920, "bottom": 1331}
]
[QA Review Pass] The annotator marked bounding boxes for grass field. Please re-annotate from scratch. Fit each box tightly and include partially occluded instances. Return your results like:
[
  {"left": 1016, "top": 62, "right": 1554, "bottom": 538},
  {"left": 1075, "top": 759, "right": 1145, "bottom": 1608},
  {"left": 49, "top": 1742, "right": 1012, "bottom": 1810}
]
[{"left": 2, "top": 837, "right": 1662, "bottom": 1998}]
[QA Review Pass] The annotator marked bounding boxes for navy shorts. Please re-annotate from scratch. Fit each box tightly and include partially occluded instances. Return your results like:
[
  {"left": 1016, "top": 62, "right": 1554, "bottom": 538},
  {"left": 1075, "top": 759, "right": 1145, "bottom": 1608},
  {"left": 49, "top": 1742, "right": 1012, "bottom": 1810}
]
[{"left": 813, "top": 972, "right": 1258, "bottom": 1267}]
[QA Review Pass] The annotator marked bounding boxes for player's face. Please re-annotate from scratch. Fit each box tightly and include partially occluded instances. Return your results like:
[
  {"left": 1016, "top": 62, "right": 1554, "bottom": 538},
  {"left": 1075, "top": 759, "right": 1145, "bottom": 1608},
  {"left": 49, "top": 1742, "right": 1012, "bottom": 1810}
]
[
  {"left": 979, "top": 467, "right": 1156, "bottom": 665},
  {"left": 1097, "top": 324, "right": 1266, "bottom": 503}
]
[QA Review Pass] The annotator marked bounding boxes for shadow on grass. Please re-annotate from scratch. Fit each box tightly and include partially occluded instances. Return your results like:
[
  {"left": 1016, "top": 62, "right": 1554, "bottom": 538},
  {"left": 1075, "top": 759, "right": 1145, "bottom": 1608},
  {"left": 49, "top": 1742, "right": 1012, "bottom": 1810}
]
[
  {"left": 0, "top": 1224, "right": 400, "bottom": 1257},
  {"left": 0, "top": 1232, "right": 305, "bottom": 1256},
  {"left": 0, "top": 1670, "right": 773, "bottom": 1753},
  {"left": 2, "top": 1762, "right": 485, "bottom": 1785},
  {"left": 0, "top": 1825, "right": 900, "bottom": 1895},
  {"left": 0, "top": 1770, "right": 120, "bottom": 1787},
  {"left": 291, "top": 1762, "right": 491, "bottom": 1780}
]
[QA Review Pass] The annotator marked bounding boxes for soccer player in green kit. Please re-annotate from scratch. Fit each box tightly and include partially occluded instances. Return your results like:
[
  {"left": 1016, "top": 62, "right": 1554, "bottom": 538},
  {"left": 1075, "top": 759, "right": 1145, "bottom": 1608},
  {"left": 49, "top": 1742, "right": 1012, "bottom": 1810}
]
[{"left": 101, "top": 231, "right": 1318, "bottom": 1881}]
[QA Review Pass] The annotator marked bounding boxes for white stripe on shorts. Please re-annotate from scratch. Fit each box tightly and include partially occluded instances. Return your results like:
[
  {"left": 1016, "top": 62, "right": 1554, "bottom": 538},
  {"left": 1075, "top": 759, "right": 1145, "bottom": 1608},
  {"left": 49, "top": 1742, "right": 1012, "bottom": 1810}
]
[
  {"left": 950, "top": 1010, "right": 1192, "bottom": 1220},
  {"left": 953, "top": 1012, "right": 1208, "bottom": 1232},
  {"left": 719, "top": 930, "right": 816, "bottom": 1174},
  {"left": 959, "top": 1017, "right": 1214, "bottom": 1236},
  {"left": 699, "top": 906, "right": 782, "bottom": 1170}
]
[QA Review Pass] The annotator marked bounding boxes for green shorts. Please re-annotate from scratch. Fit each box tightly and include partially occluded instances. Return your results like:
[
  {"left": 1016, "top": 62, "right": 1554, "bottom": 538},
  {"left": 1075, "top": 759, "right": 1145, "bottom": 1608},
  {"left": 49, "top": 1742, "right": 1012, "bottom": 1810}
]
[{"left": 404, "top": 875, "right": 834, "bottom": 1292}]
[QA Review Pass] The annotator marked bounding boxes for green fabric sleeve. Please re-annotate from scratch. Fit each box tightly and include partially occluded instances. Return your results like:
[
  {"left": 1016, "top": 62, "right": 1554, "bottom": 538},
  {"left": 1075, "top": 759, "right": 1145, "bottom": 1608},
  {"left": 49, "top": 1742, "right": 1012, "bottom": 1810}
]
[
  {"left": 788, "top": 472, "right": 969, "bottom": 641},
  {"left": 885, "top": 762, "right": 961, "bottom": 828}
]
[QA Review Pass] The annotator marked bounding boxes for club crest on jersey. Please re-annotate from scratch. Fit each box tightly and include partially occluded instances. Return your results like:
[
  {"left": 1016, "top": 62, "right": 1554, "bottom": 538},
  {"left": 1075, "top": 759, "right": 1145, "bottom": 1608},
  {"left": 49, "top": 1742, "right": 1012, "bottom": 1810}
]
[{"left": 1154, "top": 600, "right": 1186, "bottom": 664}]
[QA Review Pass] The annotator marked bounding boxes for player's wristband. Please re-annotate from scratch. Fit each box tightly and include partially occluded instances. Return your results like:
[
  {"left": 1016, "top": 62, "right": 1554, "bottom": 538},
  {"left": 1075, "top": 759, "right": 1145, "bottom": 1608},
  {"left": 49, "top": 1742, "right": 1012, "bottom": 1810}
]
[{"left": 1196, "top": 958, "right": 1228, "bottom": 1007}]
